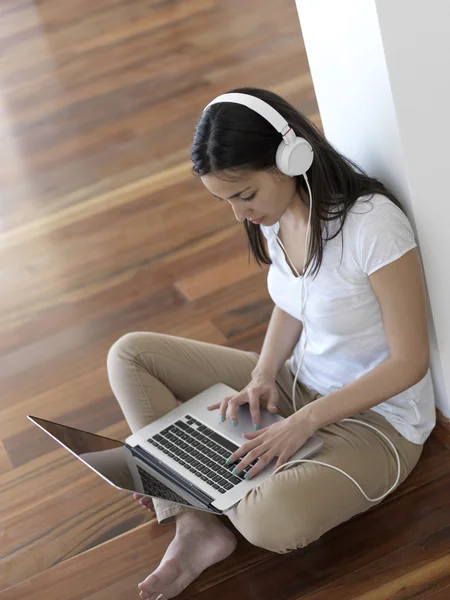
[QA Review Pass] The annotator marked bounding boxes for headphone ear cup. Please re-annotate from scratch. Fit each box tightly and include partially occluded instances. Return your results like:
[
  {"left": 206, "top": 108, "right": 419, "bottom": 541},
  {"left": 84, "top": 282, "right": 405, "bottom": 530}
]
[{"left": 276, "top": 137, "right": 314, "bottom": 176}]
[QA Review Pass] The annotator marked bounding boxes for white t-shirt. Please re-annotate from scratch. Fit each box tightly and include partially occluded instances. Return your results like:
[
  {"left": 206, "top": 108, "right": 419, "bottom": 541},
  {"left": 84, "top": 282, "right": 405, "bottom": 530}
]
[{"left": 260, "top": 194, "right": 435, "bottom": 444}]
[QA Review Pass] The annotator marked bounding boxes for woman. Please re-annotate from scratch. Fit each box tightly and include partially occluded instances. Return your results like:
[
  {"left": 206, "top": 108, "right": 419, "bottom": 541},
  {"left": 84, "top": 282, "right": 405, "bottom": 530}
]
[{"left": 107, "top": 87, "right": 435, "bottom": 600}]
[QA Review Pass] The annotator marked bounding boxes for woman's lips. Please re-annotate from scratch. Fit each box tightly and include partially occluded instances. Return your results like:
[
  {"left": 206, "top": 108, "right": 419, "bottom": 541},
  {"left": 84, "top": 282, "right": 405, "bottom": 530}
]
[{"left": 249, "top": 216, "right": 264, "bottom": 224}]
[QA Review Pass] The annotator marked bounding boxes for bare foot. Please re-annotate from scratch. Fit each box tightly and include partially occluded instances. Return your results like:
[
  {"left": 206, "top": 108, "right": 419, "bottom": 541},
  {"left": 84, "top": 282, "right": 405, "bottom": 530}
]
[
  {"left": 134, "top": 493, "right": 155, "bottom": 514},
  {"left": 138, "top": 510, "right": 237, "bottom": 599}
]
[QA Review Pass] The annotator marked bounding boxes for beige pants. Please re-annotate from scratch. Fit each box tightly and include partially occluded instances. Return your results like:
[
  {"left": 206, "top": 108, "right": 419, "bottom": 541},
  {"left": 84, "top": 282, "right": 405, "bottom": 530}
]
[{"left": 107, "top": 332, "right": 423, "bottom": 554}]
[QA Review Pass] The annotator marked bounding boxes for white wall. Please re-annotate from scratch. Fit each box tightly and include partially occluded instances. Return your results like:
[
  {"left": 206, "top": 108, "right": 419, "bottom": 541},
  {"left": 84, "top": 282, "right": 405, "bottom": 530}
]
[{"left": 296, "top": 0, "right": 449, "bottom": 415}]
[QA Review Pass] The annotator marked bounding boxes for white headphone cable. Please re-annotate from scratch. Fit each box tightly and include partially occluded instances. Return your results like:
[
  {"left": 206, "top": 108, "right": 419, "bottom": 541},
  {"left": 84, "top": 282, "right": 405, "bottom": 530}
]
[{"left": 269, "top": 173, "right": 401, "bottom": 502}]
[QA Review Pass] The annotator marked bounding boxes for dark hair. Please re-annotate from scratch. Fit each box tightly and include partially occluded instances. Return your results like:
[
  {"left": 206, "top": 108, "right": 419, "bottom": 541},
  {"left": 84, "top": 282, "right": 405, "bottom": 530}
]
[{"left": 190, "top": 87, "right": 405, "bottom": 277}]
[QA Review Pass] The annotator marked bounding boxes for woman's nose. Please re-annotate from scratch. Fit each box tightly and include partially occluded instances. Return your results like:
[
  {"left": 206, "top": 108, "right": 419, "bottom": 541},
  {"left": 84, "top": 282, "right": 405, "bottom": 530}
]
[{"left": 232, "top": 204, "right": 251, "bottom": 222}]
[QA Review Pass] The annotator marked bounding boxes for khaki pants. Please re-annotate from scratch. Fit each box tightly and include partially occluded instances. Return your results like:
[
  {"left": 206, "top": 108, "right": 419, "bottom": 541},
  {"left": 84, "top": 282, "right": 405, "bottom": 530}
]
[{"left": 107, "top": 332, "right": 423, "bottom": 554}]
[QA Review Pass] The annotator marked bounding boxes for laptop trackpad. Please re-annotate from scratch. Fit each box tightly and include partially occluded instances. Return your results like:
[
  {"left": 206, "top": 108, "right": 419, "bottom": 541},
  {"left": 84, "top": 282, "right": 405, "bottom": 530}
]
[{"left": 221, "top": 402, "right": 282, "bottom": 437}]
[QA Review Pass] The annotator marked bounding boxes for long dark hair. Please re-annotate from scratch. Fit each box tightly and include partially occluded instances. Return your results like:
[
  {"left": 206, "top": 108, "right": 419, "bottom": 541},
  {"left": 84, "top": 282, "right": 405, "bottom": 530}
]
[{"left": 190, "top": 87, "right": 404, "bottom": 277}]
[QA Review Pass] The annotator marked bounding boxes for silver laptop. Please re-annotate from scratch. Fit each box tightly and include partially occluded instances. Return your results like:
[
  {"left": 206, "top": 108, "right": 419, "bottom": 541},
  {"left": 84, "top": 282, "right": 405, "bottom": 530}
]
[{"left": 28, "top": 383, "right": 323, "bottom": 515}]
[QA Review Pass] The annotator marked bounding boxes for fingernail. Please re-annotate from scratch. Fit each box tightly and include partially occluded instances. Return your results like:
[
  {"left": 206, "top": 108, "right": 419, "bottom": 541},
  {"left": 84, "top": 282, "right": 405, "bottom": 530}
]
[
  {"left": 232, "top": 467, "right": 239, "bottom": 475},
  {"left": 232, "top": 419, "right": 238, "bottom": 427},
  {"left": 219, "top": 415, "right": 225, "bottom": 423},
  {"left": 253, "top": 423, "right": 259, "bottom": 430},
  {"left": 244, "top": 472, "right": 252, "bottom": 479}
]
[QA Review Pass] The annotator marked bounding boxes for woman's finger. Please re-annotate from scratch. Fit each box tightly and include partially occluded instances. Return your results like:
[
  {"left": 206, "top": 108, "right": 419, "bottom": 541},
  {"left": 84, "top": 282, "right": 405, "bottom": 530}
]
[
  {"left": 246, "top": 451, "right": 274, "bottom": 478},
  {"left": 227, "top": 390, "right": 251, "bottom": 425},
  {"left": 226, "top": 435, "right": 263, "bottom": 464},
  {"left": 248, "top": 388, "right": 261, "bottom": 430},
  {"left": 267, "top": 387, "right": 279, "bottom": 413},
  {"left": 242, "top": 425, "right": 269, "bottom": 439},
  {"left": 208, "top": 397, "right": 232, "bottom": 420},
  {"left": 234, "top": 445, "right": 273, "bottom": 478},
  {"left": 230, "top": 389, "right": 260, "bottom": 424},
  {"left": 275, "top": 453, "right": 290, "bottom": 470},
  {"left": 219, "top": 396, "right": 232, "bottom": 422}
]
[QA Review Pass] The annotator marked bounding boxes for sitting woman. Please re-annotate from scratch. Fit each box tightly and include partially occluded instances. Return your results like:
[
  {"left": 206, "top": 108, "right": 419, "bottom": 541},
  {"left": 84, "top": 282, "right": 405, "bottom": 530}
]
[{"left": 107, "top": 87, "right": 435, "bottom": 600}]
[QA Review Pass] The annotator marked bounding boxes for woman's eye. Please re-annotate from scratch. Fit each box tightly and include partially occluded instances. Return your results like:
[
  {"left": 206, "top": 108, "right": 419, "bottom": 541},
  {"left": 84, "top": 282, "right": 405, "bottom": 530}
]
[{"left": 241, "top": 193, "right": 255, "bottom": 202}]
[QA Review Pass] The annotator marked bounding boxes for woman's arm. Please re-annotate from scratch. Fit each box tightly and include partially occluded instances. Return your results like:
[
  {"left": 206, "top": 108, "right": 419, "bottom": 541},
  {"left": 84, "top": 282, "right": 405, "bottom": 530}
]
[
  {"left": 253, "top": 305, "right": 303, "bottom": 380},
  {"left": 301, "top": 248, "right": 430, "bottom": 431}
]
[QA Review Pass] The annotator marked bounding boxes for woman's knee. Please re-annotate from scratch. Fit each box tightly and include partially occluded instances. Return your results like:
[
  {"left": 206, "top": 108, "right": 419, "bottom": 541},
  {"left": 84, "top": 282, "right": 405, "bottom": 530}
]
[
  {"left": 227, "top": 484, "right": 323, "bottom": 554},
  {"left": 107, "top": 332, "right": 158, "bottom": 367}
]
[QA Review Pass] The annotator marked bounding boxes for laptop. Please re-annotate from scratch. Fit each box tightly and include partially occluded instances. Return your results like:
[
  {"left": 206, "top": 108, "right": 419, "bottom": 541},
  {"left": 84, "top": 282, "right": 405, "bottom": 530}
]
[{"left": 28, "top": 383, "right": 323, "bottom": 515}]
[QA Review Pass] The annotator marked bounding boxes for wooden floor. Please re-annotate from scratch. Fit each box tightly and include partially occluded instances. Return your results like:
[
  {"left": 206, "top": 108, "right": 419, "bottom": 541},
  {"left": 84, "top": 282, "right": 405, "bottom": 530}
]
[{"left": 1, "top": 1, "right": 449, "bottom": 598}]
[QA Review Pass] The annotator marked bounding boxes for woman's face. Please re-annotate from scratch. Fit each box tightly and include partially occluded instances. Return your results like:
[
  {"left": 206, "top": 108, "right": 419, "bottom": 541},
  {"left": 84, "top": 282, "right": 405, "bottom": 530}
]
[{"left": 201, "top": 169, "right": 297, "bottom": 227}]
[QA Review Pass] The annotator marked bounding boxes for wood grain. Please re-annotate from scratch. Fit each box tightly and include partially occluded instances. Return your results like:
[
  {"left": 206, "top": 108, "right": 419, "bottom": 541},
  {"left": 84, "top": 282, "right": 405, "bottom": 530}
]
[
  {"left": 421, "top": 584, "right": 450, "bottom": 600},
  {"left": 2, "top": 456, "right": 450, "bottom": 599},
  {"left": 435, "top": 409, "right": 450, "bottom": 448},
  {"left": 0, "top": 443, "right": 13, "bottom": 476},
  {"left": 297, "top": 526, "right": 450, "bottom": 600},
  {"left": 176, "top": 253, "right": 261, "bottom": 301}
]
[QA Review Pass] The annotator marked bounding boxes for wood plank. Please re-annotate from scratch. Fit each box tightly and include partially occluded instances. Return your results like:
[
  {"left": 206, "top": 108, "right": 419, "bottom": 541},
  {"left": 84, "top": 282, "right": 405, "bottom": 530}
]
[
  {"left": 0, "top": 422, "right": 149, "bottom": 590},
  {"left": 213, "top": 297, "right": 273, "bottom": 339},
  {"left": 294, "top": 525, "right": 450, "bottom": 600},
  {"left": 2, "top": 466, "right": 450, "bottom": 599},
  {"left": 0, "top": 2, "right": 307, "bottom": 214},
  {"left": 1, "top": 162, "right": 191, "bottom": 252},
  {"left": 3, "top": 395, "right": 124, "bottom": 468},
  {"left": 435, "top": 409, "right": 450, "bottom": 448},
  {"left": 224, "top": 322, "right": 269, "bottom": 352},
  {"left": 0, "top": 190, "right": 235, "bottom": 332},
  {"left": 387, "top": 435, "right": 450, "bottom": 502},
  {"left": 0, "top": 442, "right": 13, "bottom": 476},
  {"left": 176, "top": 253, "right": 261, "bottom": 301},
  {"left": 0, "top": 366, "right": 113, "bottom": 439},
  {"left": 0, "top": 517, "right": 272, "bottom": 599},
  {"left": 0, "top": 225, "right": 241, "bottom": 355},
  {"left": 421, "top": 584, "right": 450, "bottom": 600}
]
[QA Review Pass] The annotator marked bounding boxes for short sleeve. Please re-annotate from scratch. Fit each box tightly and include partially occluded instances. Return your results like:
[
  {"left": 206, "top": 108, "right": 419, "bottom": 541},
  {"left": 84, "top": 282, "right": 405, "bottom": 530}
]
[{"left": 356, "top": 200, "right": 417, "bottom": 276}]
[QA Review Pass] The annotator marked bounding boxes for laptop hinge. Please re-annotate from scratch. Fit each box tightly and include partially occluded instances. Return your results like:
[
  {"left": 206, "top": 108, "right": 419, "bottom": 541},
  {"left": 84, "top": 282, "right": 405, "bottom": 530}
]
[{"left": 128, "top": 444, "right": 218, "bottom": 508}]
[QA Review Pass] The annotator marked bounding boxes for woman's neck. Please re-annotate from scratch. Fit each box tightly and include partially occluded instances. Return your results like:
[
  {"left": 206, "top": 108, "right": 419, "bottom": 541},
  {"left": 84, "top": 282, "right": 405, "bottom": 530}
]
[{"left": 279, "top": 190, "right": 310, "bottom": 230}]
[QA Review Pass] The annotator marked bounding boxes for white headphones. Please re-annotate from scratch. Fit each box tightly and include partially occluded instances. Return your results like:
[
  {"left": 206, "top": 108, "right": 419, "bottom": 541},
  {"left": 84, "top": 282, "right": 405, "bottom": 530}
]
[
  {"left": 203, "top": 93, "right": 314, "bottom": 177},
  {"left": 205, "top": 92, "right": 401, "bottom": 503}
]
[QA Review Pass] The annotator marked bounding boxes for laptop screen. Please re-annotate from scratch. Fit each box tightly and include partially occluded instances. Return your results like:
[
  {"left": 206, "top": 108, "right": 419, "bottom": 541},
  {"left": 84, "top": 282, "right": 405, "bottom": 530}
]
[{"left": 28, "top": 416, "right": 137, "bottom": 491}]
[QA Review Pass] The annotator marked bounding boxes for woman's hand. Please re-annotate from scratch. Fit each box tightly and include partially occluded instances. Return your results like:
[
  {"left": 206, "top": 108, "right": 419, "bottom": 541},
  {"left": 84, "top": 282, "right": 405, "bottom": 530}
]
[
  {"left": 225, "top": 410, "right": 315, "bottom": 479},
  {"left": 207, "top": 370, "right": 279, "bottom": 430}
]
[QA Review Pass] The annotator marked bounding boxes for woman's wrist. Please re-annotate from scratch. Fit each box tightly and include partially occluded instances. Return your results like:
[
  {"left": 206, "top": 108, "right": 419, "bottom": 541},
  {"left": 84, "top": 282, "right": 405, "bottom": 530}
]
[
  {"left": 251, "top": 363, "right": 278, "bottom": 382},
  {"left": 296, "top": 401, "right": 323, "bottom": 435}
]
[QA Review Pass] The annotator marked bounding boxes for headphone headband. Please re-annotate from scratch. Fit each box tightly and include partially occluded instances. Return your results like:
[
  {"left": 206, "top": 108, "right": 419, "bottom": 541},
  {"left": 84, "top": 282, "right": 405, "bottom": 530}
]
[
  {"left": 202, "top": 92, "right": 314, "bottom": 176},
  {"left": 204, "top": 93, "right": 293, "bottom": 139}
]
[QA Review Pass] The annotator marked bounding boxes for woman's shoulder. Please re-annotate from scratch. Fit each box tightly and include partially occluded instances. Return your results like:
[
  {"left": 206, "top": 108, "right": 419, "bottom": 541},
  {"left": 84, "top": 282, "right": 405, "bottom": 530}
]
[
  {"left": 344, "top": 194, "right": 416, "bottom": 274},
  {"left": 348, "top": 193, "right": 401, "bottom": 216},
  {"left": 345, "top": 193, "right": 410, "bottom": 234}
]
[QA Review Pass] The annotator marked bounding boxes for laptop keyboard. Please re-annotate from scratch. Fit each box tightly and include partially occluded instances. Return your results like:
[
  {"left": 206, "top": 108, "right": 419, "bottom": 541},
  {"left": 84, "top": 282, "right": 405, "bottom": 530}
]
[
  {"left": 147, "top": 415, "right": 258, "bottom": 494},
  {"left": 136, "top": 465, "right": 192, "bottom": 505}
]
